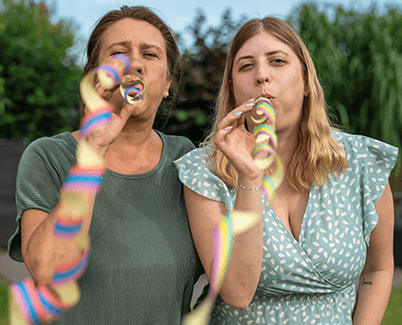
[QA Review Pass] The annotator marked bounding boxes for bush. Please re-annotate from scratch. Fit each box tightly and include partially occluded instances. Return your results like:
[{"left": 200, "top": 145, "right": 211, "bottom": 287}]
[
  {"left": 0, "top": 0, "right": 82, "bottom": 141},
  {"left": 289, "top": 3, "right": 402, "bottom": 184}
]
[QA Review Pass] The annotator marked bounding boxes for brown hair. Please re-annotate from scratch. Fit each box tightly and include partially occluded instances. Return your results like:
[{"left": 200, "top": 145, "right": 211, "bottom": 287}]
[
  {"left": 79, "top": 6, "right": 181, "bottom": 118},
  {"left": 202, "top": 17, "right": 348, "bottom": 191}
]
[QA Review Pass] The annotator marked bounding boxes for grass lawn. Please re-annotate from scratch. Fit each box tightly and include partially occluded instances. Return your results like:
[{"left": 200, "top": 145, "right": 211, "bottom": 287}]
[
  {"left": 382, "top": 285, "right": 402, "bottom": 325},
  {"left": 0, "top": 279, "right": 400, "bottom": 325},
  {"left": 0, "top": 279, "right": 8, "bottom": 325}
]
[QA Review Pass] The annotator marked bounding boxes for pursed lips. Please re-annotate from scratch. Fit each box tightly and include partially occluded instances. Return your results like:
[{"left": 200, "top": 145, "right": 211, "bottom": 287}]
[{"left": 261, "top": 93, "right": 275, "bottom": 105}]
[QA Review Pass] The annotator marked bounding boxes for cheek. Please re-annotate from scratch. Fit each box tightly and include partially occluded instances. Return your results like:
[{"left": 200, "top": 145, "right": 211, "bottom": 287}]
[
  {"left": 233, "top": 86, "right": 241, "bottom": 105},
  {"left": 149, "top": 66, "right": 170, "bottom": 88},
  {"left": 290, "top": 67, "right": 306, "bottom": 92},
  {"left": 280, "top": 73, "right": 305, "bottom": 105},
  {"left": 232, "top": 79, "right": 250, "bottom": 105}
]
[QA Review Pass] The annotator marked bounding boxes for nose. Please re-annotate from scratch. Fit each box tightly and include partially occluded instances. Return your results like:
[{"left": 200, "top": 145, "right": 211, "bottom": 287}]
[
  {"left": 129, "top": 57, "right": 144, "bottom": 77},
  {"left": 257, "top": 77, "right": 269, "bottom": 84},
  {"left": 256, "top": 63, "right": 270, "bottom": 85}
]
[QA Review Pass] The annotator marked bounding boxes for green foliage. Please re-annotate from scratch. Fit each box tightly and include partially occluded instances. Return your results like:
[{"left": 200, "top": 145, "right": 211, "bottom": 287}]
[
  {"left": 161, "top": 8, "right": 247, "bottom": 145},
  {"left": 181, "top": 8, "right": 246, "bottom": 102},
  {"left": 0, "top": 0, "right": 82, "bottom": 141},
  {"left": 289, "top": 3, "right": 402, "bottom": 182},
  {"left": 382, "top": 285, "right": 402, "bottom": 324},
  {"left": 0, "top": 279, "right": 7, "bottom": 325}
]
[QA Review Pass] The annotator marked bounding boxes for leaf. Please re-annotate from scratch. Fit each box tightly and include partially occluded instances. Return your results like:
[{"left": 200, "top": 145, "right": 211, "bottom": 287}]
[
  {"left": 334, "top": 102, "right": 350, "bottom": 131},
  {"left": 175, "top": 110, "right": 190, "bottom": 122},
  {"left": 194, "top": 112, "right": 208, "bottom": 126},
  {"left": 0, "top": 0, "right": 81, "bottom": 140}
]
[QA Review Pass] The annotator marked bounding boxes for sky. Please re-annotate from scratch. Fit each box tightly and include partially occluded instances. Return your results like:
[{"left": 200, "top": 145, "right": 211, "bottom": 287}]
[{"left": 37, "top": 0, "right": 402, "bottom": 64}]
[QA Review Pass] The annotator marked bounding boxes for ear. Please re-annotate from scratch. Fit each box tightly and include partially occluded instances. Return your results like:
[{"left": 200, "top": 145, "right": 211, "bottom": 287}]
[{"left": 164, "top": 77, "right": 172, "bottom": 98}]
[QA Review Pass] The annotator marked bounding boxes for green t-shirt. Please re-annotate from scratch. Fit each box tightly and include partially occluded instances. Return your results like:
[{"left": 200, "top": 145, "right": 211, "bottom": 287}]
[{"left": 8, "top": 131, "right": 203, "bottom": 324}]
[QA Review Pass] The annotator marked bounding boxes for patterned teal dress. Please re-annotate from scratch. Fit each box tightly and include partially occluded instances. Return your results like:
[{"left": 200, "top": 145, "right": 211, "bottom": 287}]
[{"left": 174, "top": 131, "right": 399, "bottom": 325}]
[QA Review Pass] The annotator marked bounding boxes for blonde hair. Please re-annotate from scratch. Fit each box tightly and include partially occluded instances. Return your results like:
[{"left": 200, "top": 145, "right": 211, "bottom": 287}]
[{"left": 202, "top": 17, "right": 348, "bottom": 191}]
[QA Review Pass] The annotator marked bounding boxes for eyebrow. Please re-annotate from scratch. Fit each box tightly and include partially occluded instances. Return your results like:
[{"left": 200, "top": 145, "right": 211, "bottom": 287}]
[
  {"left": 141, "top": 43, "right": 163, "bottom": 55},
  {"left": 105, "top": 41, "right": 131, "bottom": 51},
  {"left": 235, "top": 50, "right": 290, "bottom": 65}
]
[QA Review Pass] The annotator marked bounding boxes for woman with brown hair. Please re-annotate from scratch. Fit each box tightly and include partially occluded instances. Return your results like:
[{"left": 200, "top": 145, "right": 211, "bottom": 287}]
[
  {"left": 175, "top": 16, "right": 398, "bottom": 324},
  {"left": 8, "top": 6, "right": 202, "bottom": 324}
]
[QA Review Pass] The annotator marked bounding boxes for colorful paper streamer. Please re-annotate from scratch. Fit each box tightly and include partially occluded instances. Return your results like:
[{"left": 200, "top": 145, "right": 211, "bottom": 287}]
[{"left": 10, "top": 54, "right": 145, "bottom": 324}]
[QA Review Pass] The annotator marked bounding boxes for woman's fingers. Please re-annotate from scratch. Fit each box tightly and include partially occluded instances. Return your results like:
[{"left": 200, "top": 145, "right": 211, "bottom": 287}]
[
  {"left": 217, "top": 98, "right": 255, "bottom": 131},
  {"left": 94, "top": 82, "right": 117, "bottom": 102},
  {"left": 216, "top": 111, "right": 241, "bottom": 132},
  {"left": 215, "top": 98, "right": 256, "bottom": 147}
]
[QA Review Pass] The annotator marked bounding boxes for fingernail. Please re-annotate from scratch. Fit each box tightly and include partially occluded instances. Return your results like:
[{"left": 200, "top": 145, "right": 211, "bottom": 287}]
[
  {"left": 224, "top": 126, "right": 233, "bottom": 131},
  {"left": 245, "top": 103, "right": 254, "bottom": 108},
  {"left": 233, "top": 111, "right": 242, "bottom": 116}
]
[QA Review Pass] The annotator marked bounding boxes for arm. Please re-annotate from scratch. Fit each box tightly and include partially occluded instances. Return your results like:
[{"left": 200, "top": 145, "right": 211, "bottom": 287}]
[
  {"left": 184, "top": 183, "right": 263, "bottom": 310},
  {"left": 21, "top": 59, "right": 139, "bottom": 286},
  {"left": 21, "top": 192, "right": 96, "bottom": 285},
  {"left": 352, "top": 182, "right": 394, "bottom": 324},
  {"left": 185, "top": 100, "right": 266, "bottom": 309}
]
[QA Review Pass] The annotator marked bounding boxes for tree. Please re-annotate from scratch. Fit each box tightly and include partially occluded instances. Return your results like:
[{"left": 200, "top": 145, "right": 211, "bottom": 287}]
[
  {"left": 159, "top": 8, "right": 246, "bottom": 145},
  {"left": 0, "top": 0, "right": 82, "bottom": 141},
  {"left": 289, "top": 3, "right": 401, "bottom": 185}
]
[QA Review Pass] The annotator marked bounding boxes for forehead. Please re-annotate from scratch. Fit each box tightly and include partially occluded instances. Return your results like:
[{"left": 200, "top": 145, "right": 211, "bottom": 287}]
[
  {"left": 235, "top": 30, "right": 293, "bottom": 59},
  {"left": 101, "top": 18, "right": 166, "bottom": 51}
]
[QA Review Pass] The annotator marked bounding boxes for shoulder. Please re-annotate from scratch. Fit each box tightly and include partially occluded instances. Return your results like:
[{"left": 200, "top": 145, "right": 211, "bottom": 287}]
[
  {"left": 173, "top": 145, "right": 235, "bottom": 209},
  {"left": 331, "top": 129, "right": 399, "bottom": 164},
  {"left": 20, "top": 132, "right": 77, "bottom": 163},
  {"left": 327, "top": 131, "right": 398, "bottom": 246},
  {"left": 174, "top": 145, "right": 212, "bottom": 171},
  {"left": 16, "top": 133, "right": 76, "bottom": 189}
]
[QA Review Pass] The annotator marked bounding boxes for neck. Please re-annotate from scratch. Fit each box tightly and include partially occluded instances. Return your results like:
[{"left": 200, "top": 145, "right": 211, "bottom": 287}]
[
  {"left": 112, "top": 118, "right": 154, "bottom": 149},
  {"left": 105, "top": 112, "right": 161, "bottom": 164},
  {"left": 104, "top": 120, "right": 162, "bottom": 174},
  {"left": 274, "top": 125, "right": 298, "bottom": 169},
  {"left": 268, "top": 125, "right": 299, "bottom": 193}
]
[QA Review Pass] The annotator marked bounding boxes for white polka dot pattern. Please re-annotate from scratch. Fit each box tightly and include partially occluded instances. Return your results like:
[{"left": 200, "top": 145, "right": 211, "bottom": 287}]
[{"left": 174, "top": 131, "right": 399, "bottom": 324}]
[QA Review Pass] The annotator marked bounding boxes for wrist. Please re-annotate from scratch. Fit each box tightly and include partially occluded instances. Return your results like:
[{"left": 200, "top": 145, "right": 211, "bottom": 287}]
[
  {"left": 91, "top": 145, "right": 108, "bottom": 158},
  {"left": 82, "top": 137, "right": 109, "bottom": 158},
  {"left": 238, "top": 183, "right": 261, "bottom": 191},
  {"left": 237, "top": 177, "right": 263, "bottom": 190}
]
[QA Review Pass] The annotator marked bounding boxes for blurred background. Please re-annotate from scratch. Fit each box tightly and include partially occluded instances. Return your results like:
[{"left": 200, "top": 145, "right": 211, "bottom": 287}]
[{"left": 0, "top": 0, "right": 401, "bottom": 323}]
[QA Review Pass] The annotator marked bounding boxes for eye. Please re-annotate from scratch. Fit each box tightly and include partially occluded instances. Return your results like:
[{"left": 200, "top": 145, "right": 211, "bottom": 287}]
[
  {"left": 271, "top": 58, "right": 286, "bottom": 65},
  {"left": 239, "top": 63, "right": 253, "bottom": 71},
  {"left": 144, "top": 52, "right": 158, "bottom": 59},
  {"left": 111, "top": 49, "right": 127, "bottom": 56}
]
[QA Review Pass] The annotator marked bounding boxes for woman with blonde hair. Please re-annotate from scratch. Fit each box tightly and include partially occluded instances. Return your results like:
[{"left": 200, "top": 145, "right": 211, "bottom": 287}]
[{"left": 175, "top": 16, "right": 398, "bottom": 324}]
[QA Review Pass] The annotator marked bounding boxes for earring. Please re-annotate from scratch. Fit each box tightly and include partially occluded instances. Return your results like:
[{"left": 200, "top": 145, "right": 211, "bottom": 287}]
[{"left": 166, "top": 91, "right": 169, "bottom": 97}]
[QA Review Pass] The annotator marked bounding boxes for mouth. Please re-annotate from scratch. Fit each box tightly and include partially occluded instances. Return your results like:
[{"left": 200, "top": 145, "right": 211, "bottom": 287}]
[
  {"left": 120, "top": 76, "right": 146, "bottom": 103},
  {"left": 250, "top": 93, "right": 276, "bottom": 125},
  {"left": 260, "top": 93, "right": 275, "bottom": 104}
]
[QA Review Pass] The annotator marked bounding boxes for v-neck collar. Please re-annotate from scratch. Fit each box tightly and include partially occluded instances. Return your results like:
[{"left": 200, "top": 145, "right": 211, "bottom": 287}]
[
  {"left": 266, "top": 184, "right": 314, "bottom": 243},
  {"left": 263, "top": 187, "right": 346, "bottom": 289}
]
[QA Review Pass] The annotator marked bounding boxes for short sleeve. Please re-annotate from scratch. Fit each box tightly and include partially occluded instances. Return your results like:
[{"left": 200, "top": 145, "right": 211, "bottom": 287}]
[
  {"left": 8, "top": 137, "right": 74, "bottom": 261},
  {"left": 336, "top": 131, "right": 399, "bottom": 245},
  {"left": 173, "top": 147, "right": 235, "bottom": 211}
]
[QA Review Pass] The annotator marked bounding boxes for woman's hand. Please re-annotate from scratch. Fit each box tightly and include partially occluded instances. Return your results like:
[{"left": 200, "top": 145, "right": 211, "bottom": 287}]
[
  {"left": 213, "top": 98, "right": 265, "bottom": 184},
  {"left": 81, "top": 75, "right": 142, "bottom": 157}
]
